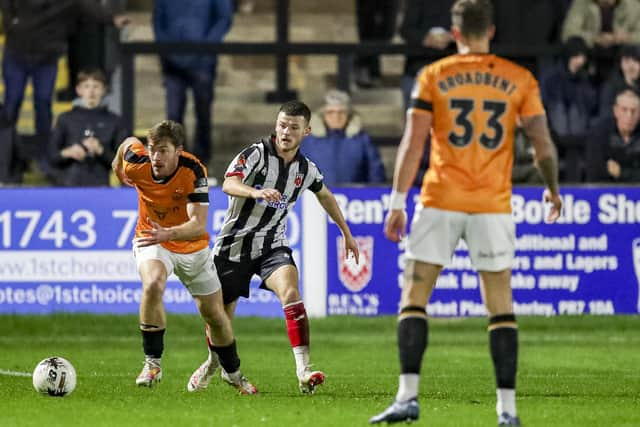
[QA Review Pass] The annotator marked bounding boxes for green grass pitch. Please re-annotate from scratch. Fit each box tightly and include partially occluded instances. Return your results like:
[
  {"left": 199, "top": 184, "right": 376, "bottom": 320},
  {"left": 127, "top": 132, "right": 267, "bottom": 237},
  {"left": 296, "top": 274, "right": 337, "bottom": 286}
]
[{"left": 1, "top": 315, "right": 639, "bottom": 427}]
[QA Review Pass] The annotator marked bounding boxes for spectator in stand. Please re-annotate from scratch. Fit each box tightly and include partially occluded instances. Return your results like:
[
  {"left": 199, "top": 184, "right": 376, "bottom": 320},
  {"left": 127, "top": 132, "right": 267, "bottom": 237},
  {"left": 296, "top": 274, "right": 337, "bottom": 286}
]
[
  {"left": 399, "top": 0, "right": 455, "bottom": 110},
  {"left": 599, "top": 44, "right": 640, "bottom": 119},
  {"left": 0, "top": 0, "right": 129, "bottom": 178},
  {"left": 354, "top": 0, "right": 400, "bottom": 88},
  {"left": 153, "top": 0, "right": 232, "bottom": 166},
  {"left": 585, "top": 89, "right": 640, "bottom": 182},
  {"left": 562, "top": 0, "right": 640, "bottom": 82},
  {"left": 492, "top": 0, "right": 564, "bottom": 74},
  {"left": 300, "top": 89, "right": 386, "bottom": 186},
  {"left": 540, "top": 36, "right": 598, "bottom": 138},
  {"left": 562, "top": 0, "right": 640, "bottom": 48},
  {"left": 48, "top": 68, "right": 128, "bottom": 186}
]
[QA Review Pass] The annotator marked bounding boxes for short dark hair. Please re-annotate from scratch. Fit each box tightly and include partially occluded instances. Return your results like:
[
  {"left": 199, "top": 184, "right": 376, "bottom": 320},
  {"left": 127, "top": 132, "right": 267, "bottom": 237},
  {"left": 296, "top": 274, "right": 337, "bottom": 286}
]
[
  {"left": 147, "top": 120, "right": 185, "bottom": 148},
  {"left": 451, "top": 0, "right": 493, "bottom": 39},
  {"left": 278, "top": 100, "right": 311, "bottom": 123},
  {"left": 77, "top": 68, "right": 107, "bottom": 86}
]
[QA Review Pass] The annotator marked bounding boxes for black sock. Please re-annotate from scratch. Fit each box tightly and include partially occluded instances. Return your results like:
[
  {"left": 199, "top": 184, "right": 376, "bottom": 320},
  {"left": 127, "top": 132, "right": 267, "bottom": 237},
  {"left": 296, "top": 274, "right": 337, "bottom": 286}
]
[
  {"left": 211, "top": 340, "right": 240, "bottom": 373},
  {"left": 489, "top": 324, "right": 518, "bottom": 389},
  {"left": 141, "top": 329, "right": 165, "bottom": 359},
  {"left": 398, "top": 317, "right": 428, "bottom": 374}
]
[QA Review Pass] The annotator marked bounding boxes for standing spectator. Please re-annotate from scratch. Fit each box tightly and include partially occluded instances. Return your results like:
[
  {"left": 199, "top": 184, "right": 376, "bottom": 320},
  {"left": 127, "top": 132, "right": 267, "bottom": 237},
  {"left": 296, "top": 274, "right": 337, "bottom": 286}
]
[
  {"left": 562, "top": 0, "right": 640, "bottom": 82},
  {"left": 61, "top": 0, "right": 127, "bottom": 102},
  {"left": 301, "top": 90, "right": 385, "bottom": 186},
  {"left": 540, "top": 36, "right": 598, "bottom": 138},
  {"left": 47, "top": 68, "right": 128, "bottom": 186},
  {"left": 354, "top": 0, "right": 400, "bottom": 88},
  {"left": 0, "top": 0, "right": 129, "bottom": 176},
  {"left": 492, "top": 0, "right": 564, "bottom": 74},
  {"left": 599, "top": 44, "right": 640, "bottom": 119},
  {"left": 152, "top": 0, "right": 232, "bottom": 166},
  {"left": 399, "top": 0, "right": 455, "bottom": 110},
  {"left": 586, "top": 89, "right": 640, "bottom": 182}
]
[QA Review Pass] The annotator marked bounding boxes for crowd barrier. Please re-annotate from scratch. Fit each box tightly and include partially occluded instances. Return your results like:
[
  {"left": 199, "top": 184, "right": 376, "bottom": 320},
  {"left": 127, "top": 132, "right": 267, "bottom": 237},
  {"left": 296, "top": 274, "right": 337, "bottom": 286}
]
[{"left": 0, "top": 186, "right": 638, "bottom": 316}]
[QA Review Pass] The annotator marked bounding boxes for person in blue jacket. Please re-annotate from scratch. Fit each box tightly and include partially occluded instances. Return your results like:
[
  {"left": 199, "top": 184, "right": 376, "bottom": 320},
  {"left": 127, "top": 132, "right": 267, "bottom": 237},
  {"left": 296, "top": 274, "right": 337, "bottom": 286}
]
[
  {"left": 153, "top": 0, "right": 232, "bottom": 166},
  {"left": 301, "top": 90, "right": 386, "bottom": 186}
]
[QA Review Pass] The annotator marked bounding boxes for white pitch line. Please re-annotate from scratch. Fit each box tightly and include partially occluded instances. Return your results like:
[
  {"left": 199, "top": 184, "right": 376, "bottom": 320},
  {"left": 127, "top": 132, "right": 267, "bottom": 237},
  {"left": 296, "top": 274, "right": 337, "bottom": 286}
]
[{"left": 0, "top": 369, "right": 31, "bottom": 377}]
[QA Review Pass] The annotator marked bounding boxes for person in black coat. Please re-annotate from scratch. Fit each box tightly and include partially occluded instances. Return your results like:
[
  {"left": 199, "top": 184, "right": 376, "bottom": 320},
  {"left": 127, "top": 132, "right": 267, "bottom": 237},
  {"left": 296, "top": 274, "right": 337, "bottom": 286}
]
[
  {"left": 585, "top": 89, "right": 640, "bottom": 182},
  {"left": 48, "top": 68, "right": 128, "bottom": 186}
]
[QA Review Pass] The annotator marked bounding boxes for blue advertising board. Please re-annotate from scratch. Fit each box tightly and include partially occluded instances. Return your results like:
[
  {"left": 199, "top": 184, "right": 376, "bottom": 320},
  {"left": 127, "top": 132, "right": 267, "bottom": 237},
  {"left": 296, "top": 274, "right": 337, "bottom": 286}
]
[
  {"left": 326, "top": 186, "right": 640, "bottom": 316},
  {"left": 0, "top": 188, "right": 301, "bottom": 316}
]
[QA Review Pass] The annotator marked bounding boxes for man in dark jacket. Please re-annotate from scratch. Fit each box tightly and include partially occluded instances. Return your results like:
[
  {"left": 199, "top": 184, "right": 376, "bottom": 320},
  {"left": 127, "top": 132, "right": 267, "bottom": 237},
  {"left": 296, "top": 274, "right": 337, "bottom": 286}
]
[
  {"left": 0, "top": 0, "right": 128, "bottom": 136},
  {"left": 0, "top": 0, "right": 128, "bottom": 180},
  {"left": 301, "top": 90, "right": 385, "bottom": 186},
  {"left": 586, "top": 89, "right": 640, "bottom": 182},
  {"left": 48, "top": 68, "right": 128, "bottom": 186},
  {"left": 152, "top": 0, "right": 232, "bottom": 166}
]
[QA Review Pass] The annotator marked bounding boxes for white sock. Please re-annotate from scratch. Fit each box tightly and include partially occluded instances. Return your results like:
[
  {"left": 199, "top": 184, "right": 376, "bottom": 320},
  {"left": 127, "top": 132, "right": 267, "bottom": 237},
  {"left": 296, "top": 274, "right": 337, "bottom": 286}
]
[
  {"left": 293, "top": 345, "right": 310, "bottom": 376},
  {"left": 395, "top": 373, "right": 419, "bottom": 402},
  {"left": 496, "top": 388, "right": 516, "bottom": 416},
  {"left": 145, "top": 356, "right": 161, "bottom": 366}
]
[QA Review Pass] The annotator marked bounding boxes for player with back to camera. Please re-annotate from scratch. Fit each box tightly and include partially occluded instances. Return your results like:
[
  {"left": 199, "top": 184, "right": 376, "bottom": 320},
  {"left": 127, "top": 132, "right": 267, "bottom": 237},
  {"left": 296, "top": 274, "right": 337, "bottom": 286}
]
[
  {"left": 369, "top": 0, "right": 562, "bottom": 425},
  {"left": 111, "top": 120, "right": 256, "bottom": 394},
  {"left": 186, "top": 100, "right": 360, "bottom": 394}
]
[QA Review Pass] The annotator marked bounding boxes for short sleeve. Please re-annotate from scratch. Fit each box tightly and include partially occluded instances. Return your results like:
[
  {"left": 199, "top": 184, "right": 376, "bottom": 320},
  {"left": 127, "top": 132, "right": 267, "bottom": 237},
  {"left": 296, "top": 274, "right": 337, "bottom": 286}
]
[
  {"left": 225, "top": 144, "right": 262, "bottom": 180},
  {"left": 519, "top": 73, "right": 546, "bottom": 118},
  {"left": 408, "top": 66, "right": 435, "bottom": 113},
  {"left": 306, "top": 162, "right": 324, "bottom": 193},
  {"left": 123, "top": 141, "right": 149, "bottom": 181}
]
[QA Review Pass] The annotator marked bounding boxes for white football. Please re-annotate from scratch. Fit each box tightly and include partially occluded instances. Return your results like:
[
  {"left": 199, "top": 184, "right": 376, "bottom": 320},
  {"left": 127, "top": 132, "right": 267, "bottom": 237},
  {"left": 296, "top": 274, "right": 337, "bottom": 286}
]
[{"left": 32, "top": 357, "right": 77, "bottom": 397}]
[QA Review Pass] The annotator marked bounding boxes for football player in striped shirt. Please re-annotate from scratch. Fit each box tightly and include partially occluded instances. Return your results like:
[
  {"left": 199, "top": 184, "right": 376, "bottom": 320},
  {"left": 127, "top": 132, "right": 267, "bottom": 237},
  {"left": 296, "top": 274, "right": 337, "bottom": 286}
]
[{"left": 187, "top": 101, "right": 360, "bottom": 394}]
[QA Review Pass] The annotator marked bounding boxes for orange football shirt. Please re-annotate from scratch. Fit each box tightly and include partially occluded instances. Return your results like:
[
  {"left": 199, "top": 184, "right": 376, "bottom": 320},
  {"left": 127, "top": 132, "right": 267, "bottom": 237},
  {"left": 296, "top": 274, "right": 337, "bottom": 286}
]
[
  {"left": 411, "top": 53, "right": 545, "bottom": 213},
  {"left": 123, "top": 141, "right": 210, "bottom": 253}
]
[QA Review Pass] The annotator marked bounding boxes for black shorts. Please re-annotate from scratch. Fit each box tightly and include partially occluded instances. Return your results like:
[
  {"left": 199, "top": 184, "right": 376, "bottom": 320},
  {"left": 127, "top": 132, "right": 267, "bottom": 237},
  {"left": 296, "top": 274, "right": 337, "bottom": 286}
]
[{"left": 213, "top": 247, "right": 297, "bottom": 305}]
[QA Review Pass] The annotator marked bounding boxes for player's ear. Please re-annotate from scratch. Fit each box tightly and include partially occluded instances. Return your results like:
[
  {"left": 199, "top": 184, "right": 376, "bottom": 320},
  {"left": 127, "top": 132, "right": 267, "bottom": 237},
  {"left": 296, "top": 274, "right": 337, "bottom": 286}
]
[
  {"left": 304, "top": 126, "right": 311, "bottom": 136},
  {"left": 488, "top": 25, "right": 496, "bottom": 41},
  {"left": 451, "top": 26, "right": 463, "bottom": 42}
]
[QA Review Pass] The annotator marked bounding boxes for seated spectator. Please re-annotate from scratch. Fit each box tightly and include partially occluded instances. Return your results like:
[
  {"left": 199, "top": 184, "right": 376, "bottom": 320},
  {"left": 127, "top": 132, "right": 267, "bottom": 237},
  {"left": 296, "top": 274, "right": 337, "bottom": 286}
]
[
  {"left": 540, "top": 37, "right": 598, "bottom": 137},
  {"left": 598, "top": 44, "right": 640, "bottom": 119},
  {"left": 512, "top": 126, "right": 543, "bottom": 184},
  {"left": 585, "top": 89, "right": 640, "bottom": 182},
  {"left": 48, "top": 69, "right": 128, "bottom": 186},
  {"left": 301, "top": 90, "right": 386, "bottom": 186},
  {"left": 561, "top": 0, "right": 640, "bottom": 81}
]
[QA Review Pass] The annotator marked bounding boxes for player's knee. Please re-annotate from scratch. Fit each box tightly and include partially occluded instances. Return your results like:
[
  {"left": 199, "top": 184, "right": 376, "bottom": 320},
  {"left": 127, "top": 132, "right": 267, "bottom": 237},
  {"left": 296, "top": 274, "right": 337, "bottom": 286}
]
[
  {"left": 142, "top": 279, "right": 165, "bottom": 301},
  {"left": 276, "top": 286, "right": 300, "bottom": 305}
]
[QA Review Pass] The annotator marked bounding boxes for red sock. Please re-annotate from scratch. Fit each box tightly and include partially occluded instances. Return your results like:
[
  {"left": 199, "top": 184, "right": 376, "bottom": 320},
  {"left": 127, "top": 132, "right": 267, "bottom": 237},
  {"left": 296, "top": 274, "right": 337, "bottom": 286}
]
[{"left": 283, "top": 301, "right": 309, "bottom": 347}]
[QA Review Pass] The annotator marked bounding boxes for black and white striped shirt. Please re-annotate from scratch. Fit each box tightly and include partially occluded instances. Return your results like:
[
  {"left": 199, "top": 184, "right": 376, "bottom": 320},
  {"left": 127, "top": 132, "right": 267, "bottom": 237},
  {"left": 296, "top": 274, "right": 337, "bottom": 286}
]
[{"left": 213, "top": 135, "right": 324, "bottom": 262}]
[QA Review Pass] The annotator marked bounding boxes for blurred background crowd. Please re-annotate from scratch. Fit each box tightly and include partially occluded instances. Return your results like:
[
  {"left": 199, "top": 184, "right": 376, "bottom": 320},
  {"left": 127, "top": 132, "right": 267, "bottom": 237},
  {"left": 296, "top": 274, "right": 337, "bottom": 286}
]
[{"left": 0, "top": 0, "right": 639, "bottom": 187}]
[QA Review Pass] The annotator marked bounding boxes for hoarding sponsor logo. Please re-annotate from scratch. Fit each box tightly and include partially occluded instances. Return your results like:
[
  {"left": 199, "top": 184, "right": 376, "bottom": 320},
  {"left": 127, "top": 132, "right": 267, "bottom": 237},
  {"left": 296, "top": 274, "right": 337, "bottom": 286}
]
[{"left": 337, "top": 236, "right": 373, "bottom": 292}]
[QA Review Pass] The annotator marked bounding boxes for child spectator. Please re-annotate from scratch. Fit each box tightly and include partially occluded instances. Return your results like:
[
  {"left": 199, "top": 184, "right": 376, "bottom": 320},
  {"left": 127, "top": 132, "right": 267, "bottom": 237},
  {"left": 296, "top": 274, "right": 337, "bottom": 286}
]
[{"left": 48, "top": 68, "right": 128, "bottom": 186}]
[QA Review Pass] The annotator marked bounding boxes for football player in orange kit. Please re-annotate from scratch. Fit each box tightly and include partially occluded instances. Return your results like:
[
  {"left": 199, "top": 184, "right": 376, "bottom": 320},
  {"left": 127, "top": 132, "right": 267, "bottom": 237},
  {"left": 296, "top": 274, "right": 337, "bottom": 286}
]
[
  {"left": 369, "top": 1, "right": 562, "bottom": 425},
  {"left": 112, "top": 120, "right": 256, "bottom": 394}
]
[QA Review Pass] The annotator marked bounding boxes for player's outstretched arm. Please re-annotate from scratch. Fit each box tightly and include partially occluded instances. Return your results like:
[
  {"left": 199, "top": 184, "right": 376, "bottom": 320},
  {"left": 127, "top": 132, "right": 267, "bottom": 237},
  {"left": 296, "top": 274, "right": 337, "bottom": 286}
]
[
  {"left": 136, "top": 203, "right": 208, "bottom": 247},
  {"left": 314, "top": 185, "right": 360, "bottom": 264},
  {"left": 384, "top": 111, "right": 431, "bottom": 242},
  {"left": 111, "top": 137, "right": 137, "bottom": 187},
  {"left": 222, "top": 175, "right": 282, "bottom": 202},
  {"left": 521, "top": 114, "right": 562, "bottom": 223}
]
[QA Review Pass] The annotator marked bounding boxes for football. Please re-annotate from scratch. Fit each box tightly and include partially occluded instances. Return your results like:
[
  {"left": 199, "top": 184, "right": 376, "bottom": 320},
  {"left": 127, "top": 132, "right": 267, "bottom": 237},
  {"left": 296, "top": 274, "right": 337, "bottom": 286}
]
[{"left": 32, "top": 357, "right": 77, "bottom": 397}]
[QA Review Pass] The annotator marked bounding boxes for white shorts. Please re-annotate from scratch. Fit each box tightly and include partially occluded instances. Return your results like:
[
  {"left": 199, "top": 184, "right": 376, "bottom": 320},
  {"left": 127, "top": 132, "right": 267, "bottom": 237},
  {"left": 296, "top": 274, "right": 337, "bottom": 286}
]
[
  {"left": 406, "top": 206, "right": 515, "bottom": 272},
  {"left": 133, "top": 244, "right": 221, "bottom": 296}
]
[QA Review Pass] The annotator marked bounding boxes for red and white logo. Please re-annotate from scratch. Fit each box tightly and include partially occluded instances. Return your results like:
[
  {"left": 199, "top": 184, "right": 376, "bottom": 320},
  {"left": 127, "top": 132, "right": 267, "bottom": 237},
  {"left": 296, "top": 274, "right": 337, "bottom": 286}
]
[
  {"left": 337, "top": 236, "right": 373, "bottom": 292},
  {"left": 294, "top": 173, "right": 304, "bottom": 187}
]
